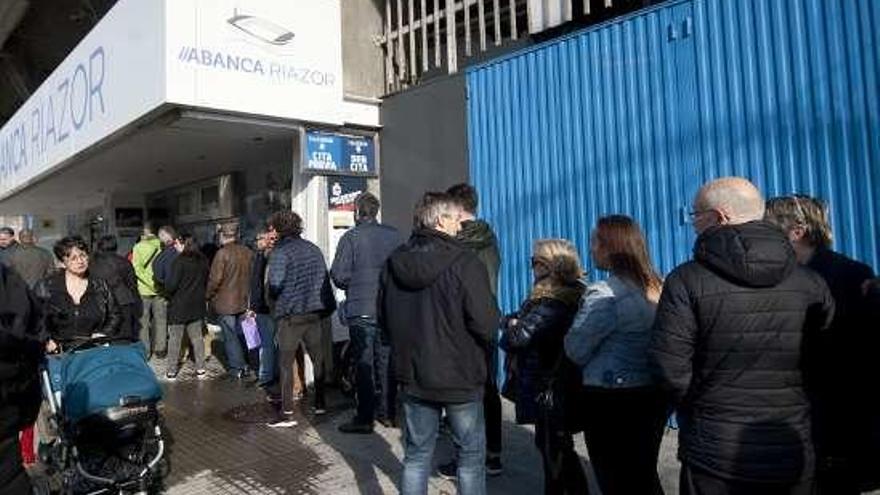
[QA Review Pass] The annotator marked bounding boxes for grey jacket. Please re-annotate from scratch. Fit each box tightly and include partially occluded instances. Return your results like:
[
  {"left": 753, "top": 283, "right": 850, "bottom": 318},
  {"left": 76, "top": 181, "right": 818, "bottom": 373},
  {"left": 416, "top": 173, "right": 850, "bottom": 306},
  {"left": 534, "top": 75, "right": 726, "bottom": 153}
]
[
  {"left": 6, "top": 245, "right": 54, "bottom": 288},
  {"left": 564, "top": 275, "right": 657, "bottom": 388}
]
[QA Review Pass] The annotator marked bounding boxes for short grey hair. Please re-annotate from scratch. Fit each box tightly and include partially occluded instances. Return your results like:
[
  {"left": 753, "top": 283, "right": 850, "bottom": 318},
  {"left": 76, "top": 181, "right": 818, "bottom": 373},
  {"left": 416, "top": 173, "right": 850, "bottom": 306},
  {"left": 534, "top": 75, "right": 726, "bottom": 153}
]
[
  {"left": 697, "top": 177, "right": 765, "bottom": 224},
  {"left": 413, "top": 192, "right": 460, "bottom": 230}
]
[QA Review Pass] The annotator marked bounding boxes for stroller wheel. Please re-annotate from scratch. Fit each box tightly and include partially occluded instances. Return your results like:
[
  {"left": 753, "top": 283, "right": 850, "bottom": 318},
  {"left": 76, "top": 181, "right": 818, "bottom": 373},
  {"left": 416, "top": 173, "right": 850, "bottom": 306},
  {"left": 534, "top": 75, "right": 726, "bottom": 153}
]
[{"left": 30, "top": 475, "right": 51, "bottom": 495}]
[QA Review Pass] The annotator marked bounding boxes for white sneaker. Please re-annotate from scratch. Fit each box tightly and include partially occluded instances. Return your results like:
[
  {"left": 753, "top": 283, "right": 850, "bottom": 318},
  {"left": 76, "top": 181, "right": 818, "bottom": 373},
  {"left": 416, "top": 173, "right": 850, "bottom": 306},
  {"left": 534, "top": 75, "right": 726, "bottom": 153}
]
[{"left": 267, "top": 416, "right": 298, "bottom": 428}]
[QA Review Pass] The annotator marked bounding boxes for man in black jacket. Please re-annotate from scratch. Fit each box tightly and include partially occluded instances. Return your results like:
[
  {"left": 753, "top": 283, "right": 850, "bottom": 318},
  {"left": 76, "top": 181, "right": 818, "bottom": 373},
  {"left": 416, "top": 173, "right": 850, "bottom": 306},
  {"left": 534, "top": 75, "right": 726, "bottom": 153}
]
[
  {"left": 649, "top": 177, "right": 834, "bottom": 495},
  {"left": 440, "top": 183, "right": 504, "bottom": 477},
  {"left": 149, "top": 225, "right": 178, "bottom": 359},
  {"left": 380, "top": 192, "right": 499, "bottom": 495},
  {"left": 332, "top": 192, "right": 402, "bottom": 434},
  {"left": 0, "top": 265, "right": 41, "bottom": 494},
  {"left": 765, "top": 194, "right": 877, "bottom": 494}
]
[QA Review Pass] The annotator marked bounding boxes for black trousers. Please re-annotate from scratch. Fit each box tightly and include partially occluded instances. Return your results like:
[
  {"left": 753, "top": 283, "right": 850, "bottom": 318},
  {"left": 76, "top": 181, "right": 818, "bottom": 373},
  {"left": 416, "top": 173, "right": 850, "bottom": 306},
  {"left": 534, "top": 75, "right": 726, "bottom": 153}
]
[
  {"left": 681, "top": 463, "right": 816, "bottom": 495},
  {"left": 0, "top": 434, "right": 30, "bottom": 495},
  {"left": 581, "top": 386, "right": 667, "bottom": 495},
  {"left": 484, "top": 380, "right": 502, "bottom": 456},
  {"left": 277, "top": 313, "right": 325, "bottom": 412},
  {"left": 534, "top": 414, "right": 589, "bottom": 494}
]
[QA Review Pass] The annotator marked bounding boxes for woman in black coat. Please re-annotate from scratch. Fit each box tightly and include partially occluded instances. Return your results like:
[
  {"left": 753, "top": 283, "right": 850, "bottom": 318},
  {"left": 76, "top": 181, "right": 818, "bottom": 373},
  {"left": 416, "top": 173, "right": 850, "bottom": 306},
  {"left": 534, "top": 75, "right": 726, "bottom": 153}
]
[
  {"left": 164, "top": 233, "right": 209, "bottom": 380},
  {"left": 500, "top": 238, "right": 587, "bottom": 495},
  {"left": 35, "top": 236, "right": 121, "bottom": 351},
  {"left": 766, "top": 195, "right": 877, "bottom": 494},
  {"left": 89, "top": 235, "right": 140, "bottom": 340}
]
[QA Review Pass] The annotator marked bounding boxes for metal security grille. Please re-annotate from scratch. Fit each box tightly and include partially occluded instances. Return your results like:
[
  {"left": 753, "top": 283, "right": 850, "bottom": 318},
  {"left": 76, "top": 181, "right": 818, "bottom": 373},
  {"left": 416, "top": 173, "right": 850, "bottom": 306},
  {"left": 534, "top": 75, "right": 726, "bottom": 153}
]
[{"left": 379, "top": 0, "right": 664, "bottom": 93}]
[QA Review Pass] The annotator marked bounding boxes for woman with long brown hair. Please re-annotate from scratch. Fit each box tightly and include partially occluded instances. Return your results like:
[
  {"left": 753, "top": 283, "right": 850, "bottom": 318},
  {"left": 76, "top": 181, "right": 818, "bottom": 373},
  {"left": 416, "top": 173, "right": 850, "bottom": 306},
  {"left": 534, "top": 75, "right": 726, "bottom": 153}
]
[
  {"left": 500, "top": 238, "right": 589, "bottom": 494},
  {"left": 564, "top": 215, "right": 666, "bottom": 495}
]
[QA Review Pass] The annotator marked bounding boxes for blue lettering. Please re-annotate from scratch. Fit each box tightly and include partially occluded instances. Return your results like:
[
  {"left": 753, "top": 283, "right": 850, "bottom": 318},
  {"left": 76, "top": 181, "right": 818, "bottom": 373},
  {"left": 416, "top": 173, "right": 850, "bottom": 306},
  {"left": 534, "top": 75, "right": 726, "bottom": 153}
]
[
  {"left": 212, "top": 52, "right": 225, "bottom": 69},
  {"left": 242, "top": 57, "right": 254, "bottom": 72},
  {"left": 227, "top": 54, "right": 240, "bottom": 71},
  {"left": 253, "top": 60, "right": 264, "bottom": 75},
  {"left": 13, "top": 124, "right": 26, "bottom": 171},
  {"left": 30, "top": 108, "right": 41, "bottom": 158},
  {"left": 200, "top": 50, "right": 212, "bottom": 66},
  {"left": 71, "top": 63, "right": 88, "bottom": 130},
  {"left": 88, "top": 46, "right": 105, "bottom": 121},
  {"left": 43, "top": 96, "right": 56, "bottom": 148},
  {"left": 186, "top": 47, "right": 198, "bottom": 64},
  {"left": 57, "top": 79, "right": 70, "bottom": 142}
]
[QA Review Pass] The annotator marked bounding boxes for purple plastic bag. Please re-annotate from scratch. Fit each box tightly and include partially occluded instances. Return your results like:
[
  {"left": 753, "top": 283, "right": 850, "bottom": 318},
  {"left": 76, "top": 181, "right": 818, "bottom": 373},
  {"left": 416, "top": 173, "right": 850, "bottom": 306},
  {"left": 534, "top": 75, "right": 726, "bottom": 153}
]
[{"left": 241, "top": 315, "right": 261, "bottom": 350}]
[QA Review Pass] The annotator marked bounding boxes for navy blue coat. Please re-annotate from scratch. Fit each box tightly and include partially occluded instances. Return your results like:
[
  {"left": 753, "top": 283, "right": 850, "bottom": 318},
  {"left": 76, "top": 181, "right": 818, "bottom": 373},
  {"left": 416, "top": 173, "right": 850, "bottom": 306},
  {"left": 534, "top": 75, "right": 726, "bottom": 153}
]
[
  {"left": 330, "top": 220, "right": 402, "bottom": 322},
  {"left": 267, "top": 236, "right": 336, "bottom": 319}
]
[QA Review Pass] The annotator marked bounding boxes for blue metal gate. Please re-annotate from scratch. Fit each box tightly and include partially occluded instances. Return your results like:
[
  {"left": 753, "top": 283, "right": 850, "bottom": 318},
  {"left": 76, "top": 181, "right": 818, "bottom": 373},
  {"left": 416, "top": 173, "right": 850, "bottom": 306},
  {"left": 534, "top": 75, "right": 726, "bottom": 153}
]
[{"left": 467, "top": 0, "right": 880, "bottom": 313}]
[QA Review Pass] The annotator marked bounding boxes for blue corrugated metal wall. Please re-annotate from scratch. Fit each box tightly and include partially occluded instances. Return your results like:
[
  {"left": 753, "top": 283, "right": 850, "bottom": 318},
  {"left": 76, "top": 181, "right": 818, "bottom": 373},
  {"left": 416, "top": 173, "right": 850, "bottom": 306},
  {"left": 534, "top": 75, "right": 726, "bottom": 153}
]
[{"left": 467, "top": 0, "right": 880, "bottom": 313}]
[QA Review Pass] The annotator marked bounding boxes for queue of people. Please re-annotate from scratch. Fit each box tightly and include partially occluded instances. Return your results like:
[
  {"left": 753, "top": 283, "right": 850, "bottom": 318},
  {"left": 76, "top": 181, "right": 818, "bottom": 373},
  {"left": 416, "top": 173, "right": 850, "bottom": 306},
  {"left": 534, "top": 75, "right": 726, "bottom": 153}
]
[{"left": 2, "top": 174, "right": 880, "bottom": 495}]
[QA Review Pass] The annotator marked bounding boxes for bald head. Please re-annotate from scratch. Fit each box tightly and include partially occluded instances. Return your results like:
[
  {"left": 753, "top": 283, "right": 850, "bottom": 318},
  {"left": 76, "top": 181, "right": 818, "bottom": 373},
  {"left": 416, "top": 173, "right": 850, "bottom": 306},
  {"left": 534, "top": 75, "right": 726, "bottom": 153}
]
[{"left": 694, "top": 177, "right": 765, "bottom": 233}]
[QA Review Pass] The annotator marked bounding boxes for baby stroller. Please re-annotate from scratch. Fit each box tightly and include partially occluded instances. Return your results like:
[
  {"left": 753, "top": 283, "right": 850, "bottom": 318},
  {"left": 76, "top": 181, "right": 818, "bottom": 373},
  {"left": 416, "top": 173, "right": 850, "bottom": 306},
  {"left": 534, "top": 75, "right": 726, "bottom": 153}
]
[{"left": 35, "top": 336, "right": 167, "bottom": 495}]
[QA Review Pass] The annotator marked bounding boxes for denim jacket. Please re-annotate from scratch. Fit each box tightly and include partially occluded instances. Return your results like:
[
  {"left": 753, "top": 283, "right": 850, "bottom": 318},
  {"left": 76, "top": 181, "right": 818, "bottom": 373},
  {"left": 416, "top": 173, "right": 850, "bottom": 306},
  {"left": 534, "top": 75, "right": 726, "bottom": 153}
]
[{"left": 564, "top": 275, "right": 657, "bottom": 388}]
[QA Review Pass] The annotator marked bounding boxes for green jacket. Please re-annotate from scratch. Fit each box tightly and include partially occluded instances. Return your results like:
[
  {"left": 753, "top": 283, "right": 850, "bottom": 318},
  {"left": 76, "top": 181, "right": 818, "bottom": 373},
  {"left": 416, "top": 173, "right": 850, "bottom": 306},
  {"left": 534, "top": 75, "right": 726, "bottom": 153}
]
[
  {"left": 457, "top": 219, "right": 501, "bottom": 298},
  {"left": 132, "top": 236, "right": 162, "bottom": 296}
]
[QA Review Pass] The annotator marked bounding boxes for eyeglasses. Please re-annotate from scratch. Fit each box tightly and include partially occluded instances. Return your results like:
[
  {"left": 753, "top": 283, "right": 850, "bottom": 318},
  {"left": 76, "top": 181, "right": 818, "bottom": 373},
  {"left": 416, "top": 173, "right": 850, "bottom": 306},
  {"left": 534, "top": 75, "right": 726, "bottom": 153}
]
[
  {"left": 65, "top": 253, "right": 88, "bottom": 262},
  {"left": 688, "top": 209, "right": 713, "bottom": 218}
]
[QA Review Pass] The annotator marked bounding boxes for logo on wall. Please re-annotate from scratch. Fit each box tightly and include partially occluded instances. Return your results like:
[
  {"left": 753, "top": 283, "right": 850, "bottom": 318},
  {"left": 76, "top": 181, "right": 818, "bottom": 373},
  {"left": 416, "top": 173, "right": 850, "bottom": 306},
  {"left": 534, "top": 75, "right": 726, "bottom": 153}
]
[{"left": 227, "top": 9, "right": 295, "bottom": 46}]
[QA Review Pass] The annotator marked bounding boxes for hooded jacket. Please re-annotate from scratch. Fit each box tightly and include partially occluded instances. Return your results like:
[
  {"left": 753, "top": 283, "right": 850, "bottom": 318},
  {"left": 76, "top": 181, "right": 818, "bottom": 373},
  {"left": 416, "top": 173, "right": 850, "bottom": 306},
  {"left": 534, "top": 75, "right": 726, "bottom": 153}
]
[
  {"left": 457, "top": 219, "right": 501, "bottom": 297},
  {"left": 379, "top": 229, "right": 500, "bottom": 403},
  {"left": 132, "top": 236, "right": 162, "bottom": 296},
  {"left": 649, "top": 221, "right": 834, "bottom": 483}
]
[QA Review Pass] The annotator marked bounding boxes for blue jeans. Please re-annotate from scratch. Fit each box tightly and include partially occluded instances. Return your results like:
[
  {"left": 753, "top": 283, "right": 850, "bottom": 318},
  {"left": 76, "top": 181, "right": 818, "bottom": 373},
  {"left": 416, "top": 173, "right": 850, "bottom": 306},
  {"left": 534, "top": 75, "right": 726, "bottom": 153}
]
[
  {"left": 401, "top": 395, "right": 485, "bottom": 495},
  {"left": 218, "top": 314, "right": 247, "bottom": 374},
  {"left": 255, "top": 313, "right": 277, "bottom": 385},
  {"left": 350, "top": 320, "right": 393, "bottom": 423}
]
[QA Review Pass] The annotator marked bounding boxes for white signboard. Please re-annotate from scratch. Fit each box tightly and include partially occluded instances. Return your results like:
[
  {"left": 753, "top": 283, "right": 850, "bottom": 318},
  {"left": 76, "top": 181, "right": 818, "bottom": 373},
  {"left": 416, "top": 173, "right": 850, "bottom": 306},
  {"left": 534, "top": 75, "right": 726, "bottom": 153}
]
[
  {"left": 0, "top": 0, "right": 347, "bottom": 201},
  {"left": 0, "top": 0, "right": 165, "bottom": 199},
  {"left": 165, "top": 0, "right": 344, "bottom": 125}
]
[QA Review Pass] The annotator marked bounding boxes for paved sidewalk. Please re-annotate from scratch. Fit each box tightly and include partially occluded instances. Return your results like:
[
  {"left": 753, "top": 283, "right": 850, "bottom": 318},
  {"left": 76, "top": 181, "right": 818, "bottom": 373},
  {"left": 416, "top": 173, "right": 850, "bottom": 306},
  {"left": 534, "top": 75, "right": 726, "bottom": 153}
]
[{"left": 155, "top": 357, "right": 684, "bottom": 494}]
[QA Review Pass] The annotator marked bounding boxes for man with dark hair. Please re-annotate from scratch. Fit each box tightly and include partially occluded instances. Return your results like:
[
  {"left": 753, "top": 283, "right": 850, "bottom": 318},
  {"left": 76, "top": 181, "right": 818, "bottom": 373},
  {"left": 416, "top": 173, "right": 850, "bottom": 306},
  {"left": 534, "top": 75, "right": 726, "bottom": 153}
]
[
  {"left": 0, "top": 226, "right": 18, "bottom": 267},
  {"left": 332, "top": 192, "right": 402, "bottom": 434},
  {"left": 0, "top": 264, "right": 41, "bottom": 494},
  {"left": 207, "top": 224, "right": 254, "bottom": 379},
  {"left": 381, "top": 192, "right": 499, "bottom": 495},
  {"left": 650, "top": 178, "right": 835, "bottom": 494},
  {"left": 267, "top": 211, "right": 336, "bottom": 422},
  {"left": 441, "top": 183, "right": 504, "bottom": 477},
  {"left": 6, "top": 229, "right": 54, "bottom": 288},
  {"left": 90, "top": 235, "right": 141, "bottom": 340},
  {"left": 132, "top": 222, "right": 164, "bottom": 358},
  {"left": 144, "top": 225, "right": 178, "bottom": 358},
  {"left": 248, "top": 229, "right": 278, "bottom": 389},
  {"left": 766, "top": 195, "right": 877, "bottom": 494},
  {"left": 152, "top": 225, "right": 179, "bottom": 293}
]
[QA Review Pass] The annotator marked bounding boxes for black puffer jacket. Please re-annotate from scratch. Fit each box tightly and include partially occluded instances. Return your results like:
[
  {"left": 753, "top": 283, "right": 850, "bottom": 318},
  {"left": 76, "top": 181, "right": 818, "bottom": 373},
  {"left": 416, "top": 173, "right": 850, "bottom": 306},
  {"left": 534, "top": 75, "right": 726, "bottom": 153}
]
[
  {"left": 499, "top": 282, "right": 583, "bottom": 425},
  {"left": 649, "top": 221, "right": 834, "bottom": 483},
  {"left": 379, "top": 229, "right": 499, "bottom": 403}
]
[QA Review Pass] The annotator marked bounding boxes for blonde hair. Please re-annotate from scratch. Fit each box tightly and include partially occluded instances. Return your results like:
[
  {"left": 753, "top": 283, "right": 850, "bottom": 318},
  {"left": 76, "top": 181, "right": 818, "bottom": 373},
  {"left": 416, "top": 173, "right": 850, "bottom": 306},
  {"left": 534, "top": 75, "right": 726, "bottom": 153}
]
[
  {"left": 765, "top": 194, "right": 833, "bottom": 249},
  {"left": 532, "top": 238, "right": 584, "bottom": 285}
]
